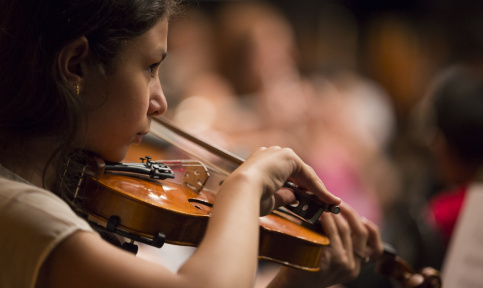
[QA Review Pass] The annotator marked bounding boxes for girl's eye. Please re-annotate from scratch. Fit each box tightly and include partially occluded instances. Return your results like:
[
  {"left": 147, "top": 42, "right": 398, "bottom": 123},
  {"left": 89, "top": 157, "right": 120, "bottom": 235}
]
[{"left": 148, "top": 62, "right": 161, "bottom": 78}]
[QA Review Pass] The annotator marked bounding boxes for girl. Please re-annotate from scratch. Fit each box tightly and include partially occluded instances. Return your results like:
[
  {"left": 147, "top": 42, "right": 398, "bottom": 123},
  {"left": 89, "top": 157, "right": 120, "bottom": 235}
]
[{"left": 0, "top": 1, "right": 383, "bottom": 287}]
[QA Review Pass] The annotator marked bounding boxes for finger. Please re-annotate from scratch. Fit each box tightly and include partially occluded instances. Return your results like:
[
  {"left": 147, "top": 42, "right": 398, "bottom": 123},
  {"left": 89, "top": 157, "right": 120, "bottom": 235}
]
[
  {"left": 331, "top": 212, "right": 362, "bottom": 274},
  {"left": 407, "top": 274, "right": 424, "bottom": 287},
  {"left": 339, "top": 203, "right": 371, "bottom": 265},
  {"left": 321, "top": 213, "right": 361, "bottom": 278},
  {"left": 290, "top": 164, "right": 341, "bottom": 206},
  {"left": 259, "top": 188, "right": 297, "bottom": 216},
  {"left": 273, "top": 187, "right": 297, "bottom": 208},
  {"left": 331, "top": 211, "right": 353, "bottom": 259},
  {"left": 339, "top": 203, "right": 368, "bottom": 243},
  {"left": 361, "top": 217, "right": 384, "bottom": 259},
  {"left": 259, "top": 195, "right": 276, "bottom": 216},
  {"left": 319, "top": 213, "right": 343, "bottom": 249}
]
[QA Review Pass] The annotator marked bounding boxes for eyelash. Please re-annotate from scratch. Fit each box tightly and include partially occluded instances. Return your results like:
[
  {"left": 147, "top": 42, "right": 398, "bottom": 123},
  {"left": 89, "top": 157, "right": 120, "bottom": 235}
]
[{"left": 148, "top": 62, "right": 161, "bottom": 78}]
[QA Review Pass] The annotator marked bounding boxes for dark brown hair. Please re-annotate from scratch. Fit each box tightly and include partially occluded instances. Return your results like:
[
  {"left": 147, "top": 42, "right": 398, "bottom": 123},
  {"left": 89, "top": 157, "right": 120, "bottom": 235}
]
[
  {"left": 432, "top": 66, "right": 483, "bottom": 164},
  {"left": 0, "top": 0, "right": 178, "bottom": 165}
]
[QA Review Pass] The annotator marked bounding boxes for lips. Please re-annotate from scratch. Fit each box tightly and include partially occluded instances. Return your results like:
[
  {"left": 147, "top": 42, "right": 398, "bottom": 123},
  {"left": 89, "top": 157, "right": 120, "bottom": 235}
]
[{"left": 134, "top": 130, "right": 149, "bottom": 144}]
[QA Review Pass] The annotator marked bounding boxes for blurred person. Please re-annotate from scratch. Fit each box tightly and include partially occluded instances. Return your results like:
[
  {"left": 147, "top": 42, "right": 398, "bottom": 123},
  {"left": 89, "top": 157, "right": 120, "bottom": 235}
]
[
  {"left": 392, "top": 65, "right": 483, "bottom": 287},
  {"left": 422, "top": 65, "right": 483, "bottom": 286},
  {"left": 306, "top": 72, "right": 398, "bottom": 230},
  {"left": 209, "top": 0, "right": 318, "bottom": 156},
  {"left": 413, "top": 65, "right": 483, "bottom": 253},
  {"left": 159, "top": 6, "right": 237, "bottom": 142}
]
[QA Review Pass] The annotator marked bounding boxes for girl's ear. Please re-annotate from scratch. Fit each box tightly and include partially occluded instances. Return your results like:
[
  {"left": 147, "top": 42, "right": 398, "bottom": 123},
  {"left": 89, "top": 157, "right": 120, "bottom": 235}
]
[{"left": 58, "top": 36, "right": 89, "bottom": 84}]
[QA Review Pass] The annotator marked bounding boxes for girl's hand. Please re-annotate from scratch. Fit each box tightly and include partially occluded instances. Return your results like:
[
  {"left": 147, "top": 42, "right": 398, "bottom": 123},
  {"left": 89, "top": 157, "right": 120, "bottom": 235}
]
[
  {"left": 202, "top": 146, "right": 344, "bottom": 287},
  {"left": 268, "top": 202, "right": 384, "bottom": 287},
  {"left": 228, "top": 146, "right": 341, "bottom": 215}
]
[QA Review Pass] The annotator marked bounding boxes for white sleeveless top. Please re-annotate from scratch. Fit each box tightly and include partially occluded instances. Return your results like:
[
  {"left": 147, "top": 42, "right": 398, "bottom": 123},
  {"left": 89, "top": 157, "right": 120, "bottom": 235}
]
[{"left": 0, "top": 165, "right": 95, "bottom": 288}]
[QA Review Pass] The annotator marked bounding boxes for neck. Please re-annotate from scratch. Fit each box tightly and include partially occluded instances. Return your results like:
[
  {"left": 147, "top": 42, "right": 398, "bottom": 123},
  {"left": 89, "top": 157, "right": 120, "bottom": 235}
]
[{"left": 0, "top": 137, "right": 58, "bottom": 189}]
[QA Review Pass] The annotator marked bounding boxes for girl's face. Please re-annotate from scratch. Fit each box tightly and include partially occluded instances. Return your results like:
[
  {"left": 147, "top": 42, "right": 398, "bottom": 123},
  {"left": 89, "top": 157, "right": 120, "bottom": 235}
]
[{"left": 81, "top": 19, "right": 169, "bottom": 162}]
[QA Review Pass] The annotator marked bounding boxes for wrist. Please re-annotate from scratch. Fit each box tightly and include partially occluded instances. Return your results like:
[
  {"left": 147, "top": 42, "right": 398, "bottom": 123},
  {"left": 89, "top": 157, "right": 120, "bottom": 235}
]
[{"left": 223, "top": 168, "right": 265, "bottom": 199}]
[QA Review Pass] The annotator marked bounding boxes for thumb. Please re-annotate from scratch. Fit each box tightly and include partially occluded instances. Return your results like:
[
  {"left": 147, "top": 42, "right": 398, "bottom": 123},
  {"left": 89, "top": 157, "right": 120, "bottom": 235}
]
[{"left": 259, "top": 188, "right": 297, "bottom": 216}]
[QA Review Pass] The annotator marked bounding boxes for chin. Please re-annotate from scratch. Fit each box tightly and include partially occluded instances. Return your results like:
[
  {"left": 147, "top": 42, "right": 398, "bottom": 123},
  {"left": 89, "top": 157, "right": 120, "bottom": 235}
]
[{"left": 100, "top": 148, "right": 129, "bottom": 163}]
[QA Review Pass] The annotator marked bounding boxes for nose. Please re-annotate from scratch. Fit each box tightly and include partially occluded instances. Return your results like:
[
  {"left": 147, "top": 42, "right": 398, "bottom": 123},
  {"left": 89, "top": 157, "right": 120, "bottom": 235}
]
[{"left": 148, "top": 79, "right": 168, "bottom": 116}]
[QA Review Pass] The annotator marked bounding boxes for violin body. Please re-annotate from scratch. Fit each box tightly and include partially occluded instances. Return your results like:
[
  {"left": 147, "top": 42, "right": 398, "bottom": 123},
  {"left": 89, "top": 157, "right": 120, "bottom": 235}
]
[
  {"left": 78, "top": 174, "right": 212, "bottom": 246},
  {"left": 74, "top": 171, "right": 329, "bottom": 271}
]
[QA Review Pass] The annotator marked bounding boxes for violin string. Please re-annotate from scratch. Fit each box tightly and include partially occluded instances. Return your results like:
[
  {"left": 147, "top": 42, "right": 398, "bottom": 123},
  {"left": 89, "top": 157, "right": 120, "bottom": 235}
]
[
  {"left": 150, "top": 116, "right": 240, "bottom": 176},
  {"left": 153, "top": 116, "right": 245, "bottom": 165}
]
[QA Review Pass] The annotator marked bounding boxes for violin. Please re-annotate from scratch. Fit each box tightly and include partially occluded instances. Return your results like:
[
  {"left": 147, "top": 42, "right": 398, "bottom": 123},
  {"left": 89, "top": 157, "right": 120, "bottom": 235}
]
[
  {"left": 71, "top": 116, "right": 442, "bottom": 287},
  {"left": 73, "top": 156, "right": 329, "bottom": 271}
]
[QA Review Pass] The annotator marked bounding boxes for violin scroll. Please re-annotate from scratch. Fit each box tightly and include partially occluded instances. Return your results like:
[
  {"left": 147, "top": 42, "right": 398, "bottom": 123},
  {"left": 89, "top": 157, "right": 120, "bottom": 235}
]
[{"left": 375, "top": 244, "right": 442, "bottom": 288}]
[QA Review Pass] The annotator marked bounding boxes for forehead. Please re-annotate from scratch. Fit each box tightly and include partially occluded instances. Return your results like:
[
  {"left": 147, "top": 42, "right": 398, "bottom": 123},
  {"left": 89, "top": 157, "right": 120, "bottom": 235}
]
[
  {"left": 135, "top": 19, "right": 169, "bottom": 48},
  {"left": 117, "top": 19, "right": 169, "bottom": 61}
]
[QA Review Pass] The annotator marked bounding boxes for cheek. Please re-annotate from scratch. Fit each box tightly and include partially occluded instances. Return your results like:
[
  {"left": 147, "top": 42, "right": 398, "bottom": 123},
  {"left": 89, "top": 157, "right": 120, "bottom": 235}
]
[
  {"left": 82, "top": 88, "right": 147, "bottom": 148},
  {"left": 108, "top": 79, "right": 150, "bottom": 118}
]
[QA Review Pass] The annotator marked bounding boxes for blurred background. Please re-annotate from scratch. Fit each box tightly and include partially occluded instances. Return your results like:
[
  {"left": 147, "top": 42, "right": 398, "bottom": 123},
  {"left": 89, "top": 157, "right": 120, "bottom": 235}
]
[{"left": 126, "top": 0, "right": 483, "bottom": 286}]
